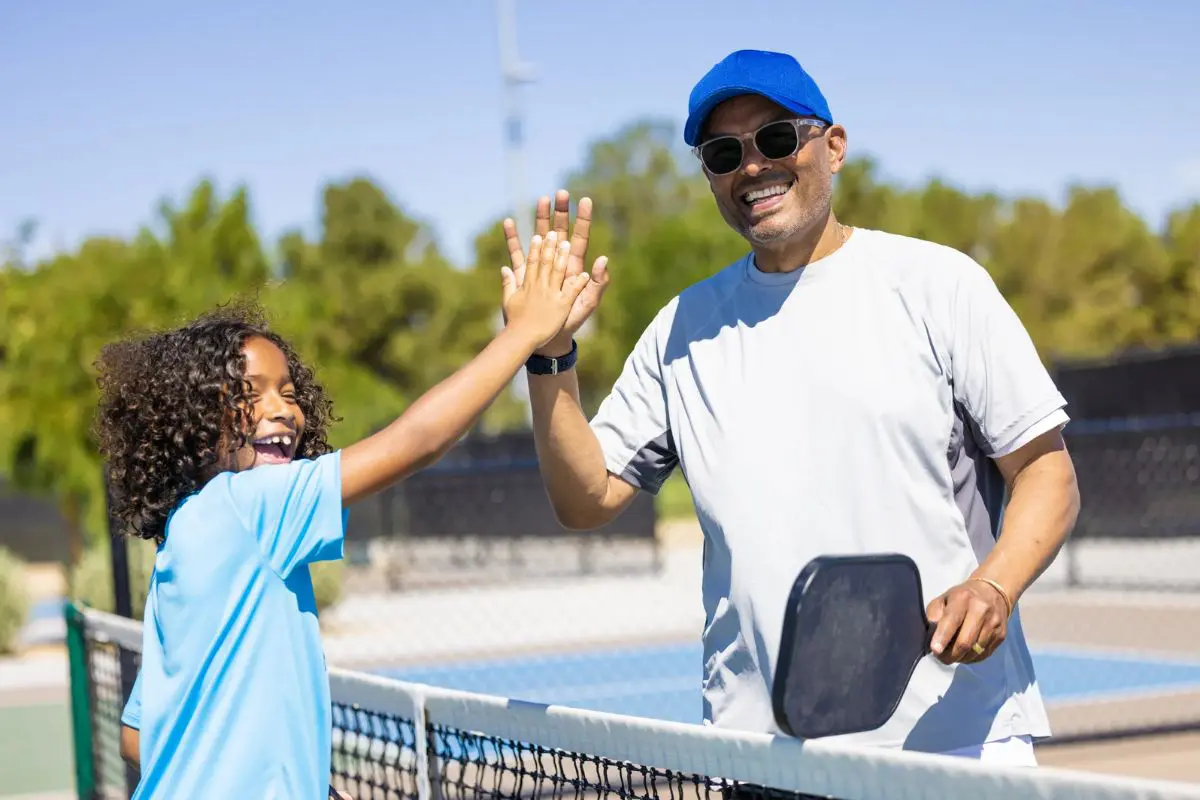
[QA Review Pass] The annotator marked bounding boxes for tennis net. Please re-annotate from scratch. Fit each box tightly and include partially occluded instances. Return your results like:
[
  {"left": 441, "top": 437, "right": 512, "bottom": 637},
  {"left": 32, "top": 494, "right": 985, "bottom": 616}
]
[{"left": 67, "top": 604, "right": 1200, "bottom": 800}]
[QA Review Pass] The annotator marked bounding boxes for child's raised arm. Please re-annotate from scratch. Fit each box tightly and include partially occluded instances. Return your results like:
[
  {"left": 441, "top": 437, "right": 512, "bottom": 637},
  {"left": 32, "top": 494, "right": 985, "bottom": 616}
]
[{"left": 340, "top": 231, "right": 588, "bottom": 504}]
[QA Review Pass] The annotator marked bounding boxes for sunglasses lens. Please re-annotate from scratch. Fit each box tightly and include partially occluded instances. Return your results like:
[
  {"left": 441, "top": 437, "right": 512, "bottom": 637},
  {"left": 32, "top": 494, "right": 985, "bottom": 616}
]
[
  {"left": 700, "top": 138, "right": 744, "bottom": 175},
  {"left": 755, "top": 121, "right": 801, "bottom": 160}
]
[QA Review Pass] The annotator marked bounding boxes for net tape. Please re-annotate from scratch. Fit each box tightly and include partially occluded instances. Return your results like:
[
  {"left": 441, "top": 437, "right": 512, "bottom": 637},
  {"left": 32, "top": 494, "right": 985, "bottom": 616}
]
[{"left": 77, "top": 608, "right": 1200, "bottom": 800}]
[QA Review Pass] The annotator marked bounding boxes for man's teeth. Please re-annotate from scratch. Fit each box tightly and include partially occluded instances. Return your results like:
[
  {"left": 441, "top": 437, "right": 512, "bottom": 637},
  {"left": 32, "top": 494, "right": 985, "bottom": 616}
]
[{"left": 743, "top": 184, "right": 791, "bottom": 203}]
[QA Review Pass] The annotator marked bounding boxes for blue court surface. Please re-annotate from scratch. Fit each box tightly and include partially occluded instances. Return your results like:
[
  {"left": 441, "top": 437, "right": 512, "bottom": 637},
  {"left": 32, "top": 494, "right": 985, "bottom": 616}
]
[{"left": 377, "top": 641, "right": 1200, "bottom": 724}]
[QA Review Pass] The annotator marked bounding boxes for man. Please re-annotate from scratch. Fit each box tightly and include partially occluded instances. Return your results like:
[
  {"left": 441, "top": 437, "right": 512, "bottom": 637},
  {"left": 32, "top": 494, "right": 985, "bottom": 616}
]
[{"left": 504, "top": 49, "right": 1080, "bottom": 764}]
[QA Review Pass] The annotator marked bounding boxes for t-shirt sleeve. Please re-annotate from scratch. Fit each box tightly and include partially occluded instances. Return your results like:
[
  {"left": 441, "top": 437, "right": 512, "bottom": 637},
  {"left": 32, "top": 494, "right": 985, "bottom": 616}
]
[
  {"left": 121, "top": 670, "right": 142, "bottom": 729},
  {"left": 227, "top": 450, "right": 347, "bottom": 578},
  {"left": 589, "top": 310, "right": 678, "bottom": 494},
  {"left": 945, "top": 257, "right": 1069, "bottom": 457}
]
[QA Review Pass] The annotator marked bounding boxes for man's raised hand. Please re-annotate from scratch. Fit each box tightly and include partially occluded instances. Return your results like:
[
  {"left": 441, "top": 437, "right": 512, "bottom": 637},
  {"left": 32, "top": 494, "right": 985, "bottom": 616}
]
[
  {"left": 502, "top": 190, "right": 610, "bottom": 356},
  {"left": 500, "top": 230, "right": 591, "bottom": 350}
]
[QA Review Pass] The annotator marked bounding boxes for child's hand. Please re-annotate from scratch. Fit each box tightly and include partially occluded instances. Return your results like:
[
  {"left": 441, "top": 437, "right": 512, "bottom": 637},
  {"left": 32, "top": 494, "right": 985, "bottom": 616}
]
[{"left": 501, "top": 230, "right": 591, "bottom": 350}]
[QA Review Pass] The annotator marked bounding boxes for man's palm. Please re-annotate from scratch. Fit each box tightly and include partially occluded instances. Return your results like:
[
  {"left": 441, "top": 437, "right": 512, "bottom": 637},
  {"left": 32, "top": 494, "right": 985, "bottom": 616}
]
[{"left": 504, "top": 191, "right": 609, "bottom": 340}]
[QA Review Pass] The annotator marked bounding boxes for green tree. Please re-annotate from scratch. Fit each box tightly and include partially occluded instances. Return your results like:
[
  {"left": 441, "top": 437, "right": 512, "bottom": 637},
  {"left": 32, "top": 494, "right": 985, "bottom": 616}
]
[
  {"left": 0, "top": 181, "right": 270, "bottom": 560},
  {"left": 272, "top": 177, "right": 500, "bottom": 444}
]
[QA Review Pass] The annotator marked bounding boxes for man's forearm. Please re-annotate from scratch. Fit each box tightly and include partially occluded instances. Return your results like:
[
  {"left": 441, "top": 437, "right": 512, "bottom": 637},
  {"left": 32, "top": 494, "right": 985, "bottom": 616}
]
[
  {"left": 973, "top": 448, "right": 1080, "bottom": 604},
  {"left": 527, "top": 370, "right": 617, "bottom": 528}
]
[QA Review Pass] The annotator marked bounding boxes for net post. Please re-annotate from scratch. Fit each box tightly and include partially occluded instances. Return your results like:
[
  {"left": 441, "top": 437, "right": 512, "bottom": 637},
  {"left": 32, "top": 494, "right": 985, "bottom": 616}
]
[
  {"left": 413, "top": 686, "right": 435, "bottom": 800},
  {"left": 65, "top": 602, "right": 96, "bottom": 800},
  {"left": 106, "top": 469, "right": 133, "bottom": 620},
  {"left": 105, "top": 470, "right": 141, "bottom": 793}
]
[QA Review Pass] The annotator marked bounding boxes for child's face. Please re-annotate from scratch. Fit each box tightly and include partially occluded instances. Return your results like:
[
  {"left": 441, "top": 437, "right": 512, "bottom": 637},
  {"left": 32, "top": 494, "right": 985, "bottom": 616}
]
[{"left": 225, "top": 336, "right": 307, "bottom": 472}]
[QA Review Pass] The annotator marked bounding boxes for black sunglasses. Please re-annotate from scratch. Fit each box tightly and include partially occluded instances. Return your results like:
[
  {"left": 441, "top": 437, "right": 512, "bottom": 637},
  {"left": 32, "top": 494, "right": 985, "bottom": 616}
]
[{"left": 693, "top": 118, "right": 827, "bottom": 176}]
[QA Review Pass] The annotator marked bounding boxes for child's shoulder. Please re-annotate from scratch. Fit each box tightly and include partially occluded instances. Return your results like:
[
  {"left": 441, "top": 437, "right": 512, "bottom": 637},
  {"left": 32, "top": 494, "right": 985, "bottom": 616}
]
[{"left": 192, "top": 453, "right": 340, "bottom": 517}]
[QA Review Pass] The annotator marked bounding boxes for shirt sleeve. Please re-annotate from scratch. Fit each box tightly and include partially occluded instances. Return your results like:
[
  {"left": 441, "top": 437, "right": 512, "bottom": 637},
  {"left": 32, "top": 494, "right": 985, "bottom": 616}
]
[
  {"left": 589, "top": 309, "right": 678, "bottom": 494},
  {"left": 227, "top": 450, "right": 347, "bottom": 578},
  {"left": 121, "top": 670, "right": 142, "bottom": 729},
  {"left": 945, "top": 257, "right": 1069, "bottom": 457}
]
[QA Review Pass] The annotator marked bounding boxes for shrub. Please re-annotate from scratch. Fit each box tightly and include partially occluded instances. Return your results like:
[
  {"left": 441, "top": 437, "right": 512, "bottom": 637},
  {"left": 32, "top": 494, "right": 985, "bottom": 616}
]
[
  {"left": 311, "top": 559, "right": 345, "bottom": 614},
  {"left": 0, "top": 547, "right": 32, "bottom": 656},
  {"left": 70, "top": 539, "right": 156, "bottom": 620},
  {"left": 70, "top": 540, "right": 345, "bottom": 619}
]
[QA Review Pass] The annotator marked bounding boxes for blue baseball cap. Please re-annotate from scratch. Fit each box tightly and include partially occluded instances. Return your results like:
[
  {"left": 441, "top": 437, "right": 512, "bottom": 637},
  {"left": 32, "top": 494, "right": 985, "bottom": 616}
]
[{"left": 684, "top": 49, "right": 833, "bottom": 147}]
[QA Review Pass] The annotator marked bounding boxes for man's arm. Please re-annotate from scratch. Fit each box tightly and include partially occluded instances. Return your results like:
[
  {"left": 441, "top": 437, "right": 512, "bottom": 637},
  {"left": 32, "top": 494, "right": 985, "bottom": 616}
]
[
  {"left": 927, "top": 426, "right": 1079, "bottom": 664},
  {"left": 527, "top": 368, "right": 639, "bottom": 530},
  {"left": 925, "top": 249, "right": 1083, "bottom": 664},
  {"left": 976, "top": 427, "right": 1079, "bottom": 599}
]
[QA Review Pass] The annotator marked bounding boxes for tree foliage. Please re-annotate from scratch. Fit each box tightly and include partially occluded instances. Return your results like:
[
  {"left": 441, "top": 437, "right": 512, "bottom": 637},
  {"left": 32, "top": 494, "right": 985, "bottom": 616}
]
[{"left": 3, "top": 119, "right": 1199, "bottom": 560}]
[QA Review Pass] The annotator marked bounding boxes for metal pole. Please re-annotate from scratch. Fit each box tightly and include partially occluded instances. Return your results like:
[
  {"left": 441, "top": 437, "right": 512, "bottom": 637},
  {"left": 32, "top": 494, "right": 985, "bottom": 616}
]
[
  {"left": 495, "top": 0, "right": 538, "bottom": 422},
  {"left": 496, "top": 0, "right": 536, "bottom": 244},
  {"left": 107, "top": 470, "right": 133, "bottom": 619},
  {"left": 106, "top": 469, "right": 141, "bottom": 794}
]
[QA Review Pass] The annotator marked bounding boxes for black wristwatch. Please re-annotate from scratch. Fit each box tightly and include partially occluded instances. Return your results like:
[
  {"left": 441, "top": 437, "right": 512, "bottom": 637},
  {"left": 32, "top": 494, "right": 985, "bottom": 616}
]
[{"left": 525, "top": 339, "right": 578, "bottom": 375}]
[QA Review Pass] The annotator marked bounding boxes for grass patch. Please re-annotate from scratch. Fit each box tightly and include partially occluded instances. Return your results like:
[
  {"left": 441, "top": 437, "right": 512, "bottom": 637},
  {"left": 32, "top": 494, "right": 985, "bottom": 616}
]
[{"left": 655, "top": 472, "right": 696, "bottom": 521}]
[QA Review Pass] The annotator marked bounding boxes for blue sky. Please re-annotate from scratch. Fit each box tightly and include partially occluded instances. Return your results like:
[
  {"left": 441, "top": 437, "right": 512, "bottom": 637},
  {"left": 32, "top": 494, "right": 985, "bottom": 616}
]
[{"left": 3, "top": 0, "right": 1198, "bottom": 268}]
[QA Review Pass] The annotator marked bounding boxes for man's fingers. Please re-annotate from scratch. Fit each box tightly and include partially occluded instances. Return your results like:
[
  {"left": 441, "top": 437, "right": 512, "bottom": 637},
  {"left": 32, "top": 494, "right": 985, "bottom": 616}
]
[
  {"left": 574, "top": 256, "right": 609, "bottom": 313},
  {"left": 925, "top": 595, "right": 945, "bottom": 623},
  {"left": 552, "top": 189, "right": 571, "bottom": 238},
  {"left": 503, "top": 218, "right": 525, "bottom": 271},
  {"left": 949, "top": 603, "right": 986, "bottom": 663},
  {"left": 534, "top": 196, "right": 552, "bottom": 237},
  {"left": 590, "top": 255, "right": 609, "bottom": 286},
  {"left": 569, "top": 197, "right": 593, "bottom": 272},
  {"left": 929, "top": 594, "right": 966, "bottom": 661}
]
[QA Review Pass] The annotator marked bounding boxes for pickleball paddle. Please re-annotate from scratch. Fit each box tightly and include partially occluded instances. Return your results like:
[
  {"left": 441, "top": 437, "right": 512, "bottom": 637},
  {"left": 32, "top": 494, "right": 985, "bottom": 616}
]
[{"left": 772, "top": 553, "right": 935, "bottom": 740}]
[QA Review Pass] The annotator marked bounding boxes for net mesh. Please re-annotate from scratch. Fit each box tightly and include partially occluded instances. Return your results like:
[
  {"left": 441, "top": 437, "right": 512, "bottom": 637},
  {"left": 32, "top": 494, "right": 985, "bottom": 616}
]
[
  {"left": 71, "top": 607, "right": 1200, "bottom": 800},
  {"left": 331, "top": 701, "right": 420, "bottom": 799}
]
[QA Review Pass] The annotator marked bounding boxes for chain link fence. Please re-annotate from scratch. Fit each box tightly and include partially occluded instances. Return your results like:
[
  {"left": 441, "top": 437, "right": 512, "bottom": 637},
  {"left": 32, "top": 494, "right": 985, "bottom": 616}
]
[{"left": 100, "top": 347, "right": 1200, "bottom": 748}]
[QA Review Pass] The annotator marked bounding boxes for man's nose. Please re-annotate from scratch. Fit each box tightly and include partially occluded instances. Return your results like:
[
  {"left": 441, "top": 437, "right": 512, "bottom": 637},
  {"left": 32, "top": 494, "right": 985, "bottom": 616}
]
[{"left": 741, "top": 150, "right": 772, "bottom": 177}]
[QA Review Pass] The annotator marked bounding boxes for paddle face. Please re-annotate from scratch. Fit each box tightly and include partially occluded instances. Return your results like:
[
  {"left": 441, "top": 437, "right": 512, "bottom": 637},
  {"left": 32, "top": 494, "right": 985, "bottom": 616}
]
[{"left": 772, "top": 554, "right": 934, "bottom": 740}]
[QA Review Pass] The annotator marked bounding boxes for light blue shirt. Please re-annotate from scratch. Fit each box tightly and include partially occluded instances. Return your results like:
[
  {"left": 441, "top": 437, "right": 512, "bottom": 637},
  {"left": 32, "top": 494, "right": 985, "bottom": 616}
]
[{"left": 121, "top": 451, "right": 345, "bottom": 798}]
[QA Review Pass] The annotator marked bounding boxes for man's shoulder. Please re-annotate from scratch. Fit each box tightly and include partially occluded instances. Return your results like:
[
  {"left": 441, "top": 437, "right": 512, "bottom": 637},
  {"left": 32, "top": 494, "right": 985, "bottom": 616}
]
[
  {"left": 856, "top": 228, "right": 983, "bottom": 279},
  {"left": 656, "top": 255, "right": 751, "bottom": 325}
]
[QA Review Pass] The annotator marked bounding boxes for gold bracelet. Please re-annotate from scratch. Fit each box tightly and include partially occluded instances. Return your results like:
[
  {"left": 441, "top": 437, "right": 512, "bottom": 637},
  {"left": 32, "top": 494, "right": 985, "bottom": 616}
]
[{"left": 970, "top": 577, "right": 1014, "bottom": 618}]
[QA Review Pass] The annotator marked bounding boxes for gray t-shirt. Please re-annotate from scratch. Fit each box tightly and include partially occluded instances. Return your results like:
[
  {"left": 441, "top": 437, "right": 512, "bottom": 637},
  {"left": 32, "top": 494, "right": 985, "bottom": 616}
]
[{"left": 590, "top": 228, "right": 1068, "bottom": 753}]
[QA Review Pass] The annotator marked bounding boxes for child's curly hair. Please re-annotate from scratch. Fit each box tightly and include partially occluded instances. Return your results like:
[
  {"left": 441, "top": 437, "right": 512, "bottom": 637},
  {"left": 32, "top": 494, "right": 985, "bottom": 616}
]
[{"left": 94, "top": 300, "right": 336, "bottom": 542}]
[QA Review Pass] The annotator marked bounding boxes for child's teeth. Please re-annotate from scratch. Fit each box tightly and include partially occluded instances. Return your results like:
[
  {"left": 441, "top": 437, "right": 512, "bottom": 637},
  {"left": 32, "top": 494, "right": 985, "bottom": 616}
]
[{"left": 283, "top": 436, "right": 292, "bottom": 446}]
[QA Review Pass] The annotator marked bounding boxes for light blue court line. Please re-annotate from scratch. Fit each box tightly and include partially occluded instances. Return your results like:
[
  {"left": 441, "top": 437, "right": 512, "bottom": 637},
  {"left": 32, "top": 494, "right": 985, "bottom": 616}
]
[{"left": 375, "top": 641, "right": 1200, "bottom": 725}]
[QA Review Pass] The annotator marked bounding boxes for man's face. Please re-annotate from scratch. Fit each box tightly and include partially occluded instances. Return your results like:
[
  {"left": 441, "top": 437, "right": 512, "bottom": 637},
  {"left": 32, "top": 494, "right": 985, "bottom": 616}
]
[{"left": 700, "top": 94, "right": 847, "bottom": 246}]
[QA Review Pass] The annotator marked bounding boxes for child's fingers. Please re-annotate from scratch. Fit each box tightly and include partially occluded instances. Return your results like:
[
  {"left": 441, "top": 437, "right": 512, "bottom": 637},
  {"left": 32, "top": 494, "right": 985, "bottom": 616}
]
[
  {"left": 550, "top": 239, "right": 570, "bottom": 288},
  {"left": 537, "top": 231, "right": 558, "bottom": 286},
  {"left": 563, "top": 272, "right": 591, "bottom": 303},
  {"left": 500, "top": 266, "right": 517, "bottom": 307},
  {"left": 524, "top": 235, "right": 543, "bottom": 285}
]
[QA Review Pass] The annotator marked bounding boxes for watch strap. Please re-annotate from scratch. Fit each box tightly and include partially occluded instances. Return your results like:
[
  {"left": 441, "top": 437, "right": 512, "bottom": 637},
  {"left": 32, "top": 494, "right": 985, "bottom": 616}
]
[{"left": 525, "top": 339, "right": 578, "bottom": 375}]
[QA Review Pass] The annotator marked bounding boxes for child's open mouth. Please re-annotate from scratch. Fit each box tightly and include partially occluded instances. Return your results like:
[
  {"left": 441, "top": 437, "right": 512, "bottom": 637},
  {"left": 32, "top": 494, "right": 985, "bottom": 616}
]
[{"left": 252, "top": 433, "right": 294, "bottom": 465}]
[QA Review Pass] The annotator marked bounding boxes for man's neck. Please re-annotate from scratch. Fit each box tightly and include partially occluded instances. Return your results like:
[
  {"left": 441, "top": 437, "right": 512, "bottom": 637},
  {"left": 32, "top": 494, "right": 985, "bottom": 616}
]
[{"left": 752, "top": 213, "right": 849, "bottom": 274}]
